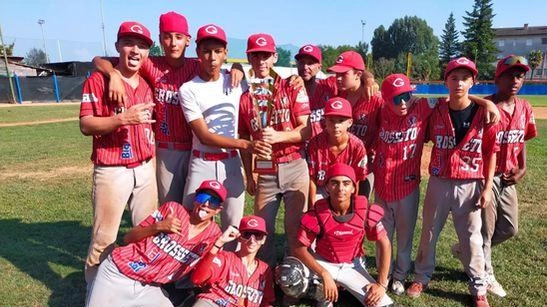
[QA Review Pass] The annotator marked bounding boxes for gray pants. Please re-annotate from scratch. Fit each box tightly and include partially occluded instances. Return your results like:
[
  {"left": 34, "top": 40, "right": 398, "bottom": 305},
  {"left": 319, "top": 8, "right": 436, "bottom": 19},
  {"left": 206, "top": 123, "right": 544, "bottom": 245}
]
[
  {"left": 413, "top": 176, "right": 487, "bottom": 296},
  {"left": 157, "top": 148, "right": 190, "bottom": 204}
]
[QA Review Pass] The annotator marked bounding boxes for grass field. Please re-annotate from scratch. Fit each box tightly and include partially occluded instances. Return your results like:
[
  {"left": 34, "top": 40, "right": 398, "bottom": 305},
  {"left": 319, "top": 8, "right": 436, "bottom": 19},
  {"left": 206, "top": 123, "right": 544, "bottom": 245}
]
[{"left": 0, "top": 105, "right": 545, "bottom": 307}]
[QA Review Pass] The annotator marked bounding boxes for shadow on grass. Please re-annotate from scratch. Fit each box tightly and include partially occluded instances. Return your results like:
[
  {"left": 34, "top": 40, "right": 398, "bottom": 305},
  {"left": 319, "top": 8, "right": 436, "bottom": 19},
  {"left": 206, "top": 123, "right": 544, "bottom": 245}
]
[{"left": 0, "top": 218, "right": 89, "bottom": 306}]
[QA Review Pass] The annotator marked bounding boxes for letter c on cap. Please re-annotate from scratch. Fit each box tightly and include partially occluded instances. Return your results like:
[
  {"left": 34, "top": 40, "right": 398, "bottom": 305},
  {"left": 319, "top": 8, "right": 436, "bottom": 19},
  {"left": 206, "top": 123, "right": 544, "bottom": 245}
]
[
  {"left": 205, "top": 25, "right": 218, "bottom": 34},
  {"left": 330, "top": 100, "right": 343, "bottom": 109},
  {"left": 130, "top": 25, "right": 144, "bottom": 34},
  {"left": 336, "top": 55, "right": 344, "bottom": 63},
  {"left": 392, "top": 78, "right": 405, "bottom": 87},
  {"left": 255, "top": 37, "right": 267, "bottom": 47},
  {"left": 247, "top": 219, "right": 259, "bottom": 227},
  {"left": 456, "top": 57, "right": 470, "bottom": 64},
  {"left": 209, "top": 181, "right": 221, "bottom": 189},
  {"left": 303, "top": 45, "right": 313, "bottom": 53}
]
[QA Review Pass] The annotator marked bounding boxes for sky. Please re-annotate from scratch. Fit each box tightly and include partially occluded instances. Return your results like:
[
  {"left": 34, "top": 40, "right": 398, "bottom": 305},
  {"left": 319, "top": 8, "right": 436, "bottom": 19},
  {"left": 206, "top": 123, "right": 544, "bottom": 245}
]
[{"left": 1, "top": 0, "right": 546, "bottom": 62}]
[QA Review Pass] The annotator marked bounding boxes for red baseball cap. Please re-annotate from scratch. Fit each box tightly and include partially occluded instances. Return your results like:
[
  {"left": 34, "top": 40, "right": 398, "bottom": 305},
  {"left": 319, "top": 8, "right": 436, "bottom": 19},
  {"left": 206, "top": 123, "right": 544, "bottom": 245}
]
[
  {"left": 444, "top": 57, "right": 478, "bottom": 80},
  {"left": 295, "top": 44, "right": 322, "bottom": 63},
  {"left": 495, "top": 55, "right": 530, "bottom": 78},
  {"left": 196, "top": 24, "right": 227, "bottom": 45},
  {"left": 328, "top": 51, "right": 365, "bottom": 73},
  {"left": 239, "top": 215, "right": 267, "bottom": 234},
  {"left": 159, "top": 11, "right": 190, "bottom": 37},
  {"left": 325, "top": 163, "right": 356, "bottom": 185},
  {"left": 117, "top": 21, "right": 153, "bottom": 47},
  {"left": 324, "top": 97, "right": 352, "bottom": 118},
  {"left": 246, "top": 33, "right": 276, "bottom": 53},
  {"left": 196, "top": 180, "right": 227, "bottom": 202},
  {"left": 381, "top": 74, "right": 414, "bottom": 102}
]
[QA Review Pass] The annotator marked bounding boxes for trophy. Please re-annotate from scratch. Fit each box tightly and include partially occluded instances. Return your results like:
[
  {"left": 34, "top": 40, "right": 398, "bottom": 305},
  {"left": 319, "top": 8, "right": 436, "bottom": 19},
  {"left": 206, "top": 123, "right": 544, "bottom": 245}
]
[{"left": 249, "top": 76, "right": 276, "bottom": 174}]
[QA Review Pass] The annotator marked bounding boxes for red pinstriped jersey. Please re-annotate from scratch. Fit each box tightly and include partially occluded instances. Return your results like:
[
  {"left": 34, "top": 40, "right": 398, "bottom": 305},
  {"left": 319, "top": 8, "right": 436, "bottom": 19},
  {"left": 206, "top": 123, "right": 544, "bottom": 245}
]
[
  {"left": 111, "top": 202, "right": 221, "bottom": 284},
  {"left": 309, "top": 76, "right": 338, "bottom": 137},
  {"left": 307, "top": 132, "right": 368, "bottom": 187},
  {"left": 373, "top": 97, "right": 438, "bottom": 201},
  {"left": 239, "top": 72, "right": 311, "bottom": 161},
  {"left": 484, "top": 95, "right": 538, "bottom": 174},
  {"left": 428, "top": 99, "right": 500, "bottom": 179},
  {"left": 340, "top": 92, "right": 383, "bottom": 149},
  {"left": 80, "top": 72, "right": 155, "bottom": 166},
  {"left": 140, "top": 57, "right": 200, "bottom": 145},
  {"left": 196, "top": 252, "right": 275, "bottom": 307}
]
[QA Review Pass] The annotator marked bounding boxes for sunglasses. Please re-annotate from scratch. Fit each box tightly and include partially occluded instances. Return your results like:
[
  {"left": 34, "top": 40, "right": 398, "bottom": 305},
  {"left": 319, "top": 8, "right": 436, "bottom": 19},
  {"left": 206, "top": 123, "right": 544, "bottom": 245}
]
[
  {"left": 503, "top": 55, "right": 528, "bottom": 66},
  {"left": 240, "top": 231, "right": 266, "bottom": 241},
  {"left": 392, "top": 92, "right": 412, "bottom": 106},
  {"left": 194, "top": 192, "right": 222, "bottom": 209}
]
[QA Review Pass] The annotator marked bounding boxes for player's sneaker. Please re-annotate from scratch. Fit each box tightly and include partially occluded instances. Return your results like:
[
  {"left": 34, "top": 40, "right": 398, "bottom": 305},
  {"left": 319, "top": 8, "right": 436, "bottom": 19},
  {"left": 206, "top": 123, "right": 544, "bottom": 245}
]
[
  {"left": 473, "top": 295, "right": 490, "bottom": 307},
  {"left": 390, "top": 279, "right": 405, "bottom": 296},
  {"left": 451, "top": 243, "right": 461, "bottom": 260},
  {"left": 315, "top": 300, "right": 333, "bottom": 307},
  {"left": 487, "top": 278, "right": 507, "bottom": 297},
  {"left": 406, "top": 282, "right": 426, "bottom": 298}
]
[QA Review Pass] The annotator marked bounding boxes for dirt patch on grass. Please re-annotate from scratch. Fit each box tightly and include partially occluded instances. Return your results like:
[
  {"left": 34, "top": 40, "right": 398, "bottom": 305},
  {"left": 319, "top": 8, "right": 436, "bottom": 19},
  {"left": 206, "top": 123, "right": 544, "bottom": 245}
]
[
  {"left": 0, "top": 166, "right": 91, "bottom": 181},
  {"left": 0, "top": 118, "right": 79, "bottom": 128},
  {"left": 534, "top": 107, "right": 547, "bottom": 119}
]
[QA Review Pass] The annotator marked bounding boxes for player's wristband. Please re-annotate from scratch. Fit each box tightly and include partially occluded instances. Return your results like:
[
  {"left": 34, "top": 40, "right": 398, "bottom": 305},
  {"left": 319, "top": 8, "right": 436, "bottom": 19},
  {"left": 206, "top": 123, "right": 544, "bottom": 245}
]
[
  {"left": 214, "top": 244, "right": 223, "bottom": 249},
  {"left": 376, "top": 282, "right": 387, "bottom": 290}
]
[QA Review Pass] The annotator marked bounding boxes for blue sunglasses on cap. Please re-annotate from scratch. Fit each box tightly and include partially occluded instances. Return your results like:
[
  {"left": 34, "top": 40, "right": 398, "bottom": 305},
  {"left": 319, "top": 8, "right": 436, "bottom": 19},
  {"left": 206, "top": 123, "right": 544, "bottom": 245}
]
[
  {"left": 194, "top": 192, "right": 222, "bottom": 209},
  {"left": 393, "top": 92, "right": 412, "bottom": 106}
]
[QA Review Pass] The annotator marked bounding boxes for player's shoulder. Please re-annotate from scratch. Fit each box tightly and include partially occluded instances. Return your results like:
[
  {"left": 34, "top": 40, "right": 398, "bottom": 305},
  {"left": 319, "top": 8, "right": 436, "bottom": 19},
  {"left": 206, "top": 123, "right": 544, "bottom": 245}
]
[{"left": 86, "top": 71, "right": 106, "bottom": 84}]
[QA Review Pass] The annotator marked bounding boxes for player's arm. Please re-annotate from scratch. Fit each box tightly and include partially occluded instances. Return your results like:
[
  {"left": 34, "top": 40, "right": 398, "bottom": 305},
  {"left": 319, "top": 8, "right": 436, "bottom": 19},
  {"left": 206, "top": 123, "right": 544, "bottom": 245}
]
[
  {"left": 261, "top": 115, "right": 311, "bottom": 144},
  {"left": 361, "top": 70, "right": 379, "bottom": 100},
  {"left": 469, "top": 95, "right": 500, "bottom": 124},
  {"left": 308, "top": 180, "right": 317, "bottom": 208},
  {"left": 92, "top": 56, "right": 127, "bottom": 106},
  {"left": 364, "top": 232, "right": 390, "bottom": 306},
  {"left": 229, "top": 63, "right": 245, "bottom": 88},
  {"left": 79, "top": 102, "right": 155, "bottom": 135},
  {"left": 123, "top": 211, "right": 182, "bottom": 244},
  {"left": 188, "top": 119, "right": 253, "bottom": 150}
]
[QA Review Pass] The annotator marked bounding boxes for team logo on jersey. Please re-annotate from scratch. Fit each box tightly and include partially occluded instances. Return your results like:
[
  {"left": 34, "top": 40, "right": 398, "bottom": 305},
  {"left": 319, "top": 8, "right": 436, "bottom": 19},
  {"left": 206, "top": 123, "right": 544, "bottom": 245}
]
[
  {"left": 246, "top": 218, "right": 259, "bottom": 228},
  {"left": 130, "top": 24, "right": 144, "bottom": 34},
  {"left": 392, "top": 77, "right": 405, "bottom": 87},
  {"left": 431, "top": 167, "right": 440, "bottom": 176},
  {"left": 121, "top": 143, "right": 133, "bottom": 159},
  {"left": 82, "top": 93, "right": 98, "bottom": 103},
  {"left": 456, "top": 57, "right": 470, "bottom": 65},
  {"left": 335, "top": 55, "right": 344, "bottom": 63},
  {"left": 128, "top": 260, "right": 147, "bottom": 272},
  {"left": 407, "top": 115, "right": 417, "bottom": 127},
  {"left": 255, "top": 37, "right": 267, "bottom": 46},
  {"left": 303, "top": 45, "right": 314, "bottom": 53},
  {"left": 330, "top": 100, "right": 344, "bottom": 110},
  {"left": 205, "top": 25, "right": 218, "bottom": 34}
]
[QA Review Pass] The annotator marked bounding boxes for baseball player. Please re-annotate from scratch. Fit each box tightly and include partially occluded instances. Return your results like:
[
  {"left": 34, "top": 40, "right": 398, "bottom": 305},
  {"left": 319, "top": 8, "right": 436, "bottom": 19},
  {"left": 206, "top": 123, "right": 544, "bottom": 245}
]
[
  {"left": 306, "top": 97, "right": 367, "bottom": 206},
  {"left": 85, "top": 180, "right": 226, "bottom": 307},
  {"left": 238, "top": 33, "right": 311, "bottom": 267},
  {"left": 179, "top": 24, "right": 251, "bottom": 250},
  {"left": 480, "top": 55, "right": 537, "bottom": 297},
  {"left": 295, "top": 44, "right": 377, "bottom": 137},
  {"left": 93, "top": 12, "right": 244, "bottom": 204},
  {"left": 291, "top": 163, "right": 394, "bottom": 307},
  {"left": 79, "top": 21, "right": 157, "bottom": 285},
  {"left": 327, "top": 50, "right": 383, "bottom": 198},
  {"left": 190, "top": 215, "right": 275, "bottom": 307},
  {"left": 406, "top": 58, "right": 500, "bottom": 307}
]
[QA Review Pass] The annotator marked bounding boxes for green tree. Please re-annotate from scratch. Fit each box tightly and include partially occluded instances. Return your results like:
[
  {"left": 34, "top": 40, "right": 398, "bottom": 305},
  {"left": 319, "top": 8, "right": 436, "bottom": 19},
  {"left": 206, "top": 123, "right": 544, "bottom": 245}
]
[
  {"left": 149, "top": 42, "right": 163, "bottom": 56},
  {"left": 439, "top": 13, "right": 460, "bottom": 65},
  {"left": 355, "top": 41, "right": 369, "bottom": 66},
  {"left": 371, "top": 25, "right": 391, "bottom": 61},
  {"left": 24, "top": 48, "right": 47, "bottom": 66},
  {"left": 373, "top": 57, "right": 396, "bottom": 80},
  {"left": 319, "top": 44, "right": 354, "bottom": 72},
  {"left": 528, "top": 50, "right": 543, "bottom": 80},
  {"left": 412, "top": 53, "right": 441, "bottom": 81},
  {"left": 461, "top": 0, "right": 498, "bottom": 79},
  {"left": 276, "top": 47, "right": 291, "bottom": 67},
  {"left": 0, "top": 42, "right": 15, "bottom": 56}
]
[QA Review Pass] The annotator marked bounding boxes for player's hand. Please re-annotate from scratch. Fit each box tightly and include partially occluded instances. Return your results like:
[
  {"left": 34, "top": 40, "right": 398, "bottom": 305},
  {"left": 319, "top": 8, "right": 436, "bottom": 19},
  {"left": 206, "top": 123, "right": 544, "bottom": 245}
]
[
  {"left": 484, "top": 100, "right": 501, "bottom": 124},
  {"left": 218, "top": 225, "right": 240, "bottom": 245},
  {"left": 287, "top": 75, "right": 304, "bottom": 90},
  {"left": 253, "top": 140, "right": 273, "bottom": 158},
  {"left": 320, "top": 271, "right": 338, "bottom": 303},
  {"left": 364, "top": 283, "right": 386, "bottom": 306},
  {"left": 108, "top": 71, "right": 128, "bottom": 108},
  {"left": 230, "top": 65, "right": 245, "bottom": 88},
  {"left": 122, "top": 103, "right": 156, "bottom": 125},
  {"left": 156, "top": 213, "right": 182, "bottom": 234},
  {"left": 260, "top": 127, "right": 283, "bottom": 145},
  {"left": 477, "top": 189, "right": 493, "bottom": 209},
  {"left": 502, "top": 167, "right": 526, "bottom": 186},
  {"left": 362, "top": 77, "right": 379, "bottom": 100},
  {"left": 245, "top": 173, "right": 257, "bottom": 196}
]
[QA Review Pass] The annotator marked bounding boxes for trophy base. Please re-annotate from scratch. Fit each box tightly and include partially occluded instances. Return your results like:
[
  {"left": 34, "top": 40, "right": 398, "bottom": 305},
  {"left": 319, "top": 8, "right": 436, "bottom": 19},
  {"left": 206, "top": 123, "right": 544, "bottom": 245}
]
[{"left": 254, "top": 159, "right": 277, "bottom": 174}]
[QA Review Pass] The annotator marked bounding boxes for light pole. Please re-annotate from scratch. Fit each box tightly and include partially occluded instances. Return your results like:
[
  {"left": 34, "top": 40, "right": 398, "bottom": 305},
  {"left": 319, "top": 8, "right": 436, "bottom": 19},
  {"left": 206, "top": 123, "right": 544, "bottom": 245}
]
[
  {"left": 361, "top": 19, "right": 366, "bottom": 43},
  {"left": 37, "top": 19, "right": 50, "bottom": 63},
  {"left": 99, "top": 0, "right": 108, "bottom": 56}
]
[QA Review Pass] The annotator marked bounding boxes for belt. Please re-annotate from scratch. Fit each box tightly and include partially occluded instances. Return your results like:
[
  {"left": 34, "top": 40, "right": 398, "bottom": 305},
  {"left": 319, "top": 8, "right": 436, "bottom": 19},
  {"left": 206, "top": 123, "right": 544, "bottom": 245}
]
[
  {"left": 193, "top": 149, "right": 238, "bottom": 161},
  {"left": 126, "top": 158, "right": 151, "bottom": 169},
  {"left": 157, "top": 141, "right": 192, "bottom": 151},
  {"left": 275, "top": 151, "right": 303, "bottom": 164}
]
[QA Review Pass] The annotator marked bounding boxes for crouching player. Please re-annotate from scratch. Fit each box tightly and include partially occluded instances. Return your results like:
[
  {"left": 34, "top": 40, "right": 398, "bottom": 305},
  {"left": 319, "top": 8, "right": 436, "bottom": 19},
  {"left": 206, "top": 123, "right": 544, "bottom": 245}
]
[
  {"left": 281, "top": 163, "right": 394, "bottom": 307},
  {"left": 85, "top": 180, "right": 226, "bottom": 307},
  {"left": 190, "top": 215, "right": 275, "bottom": 307}
]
